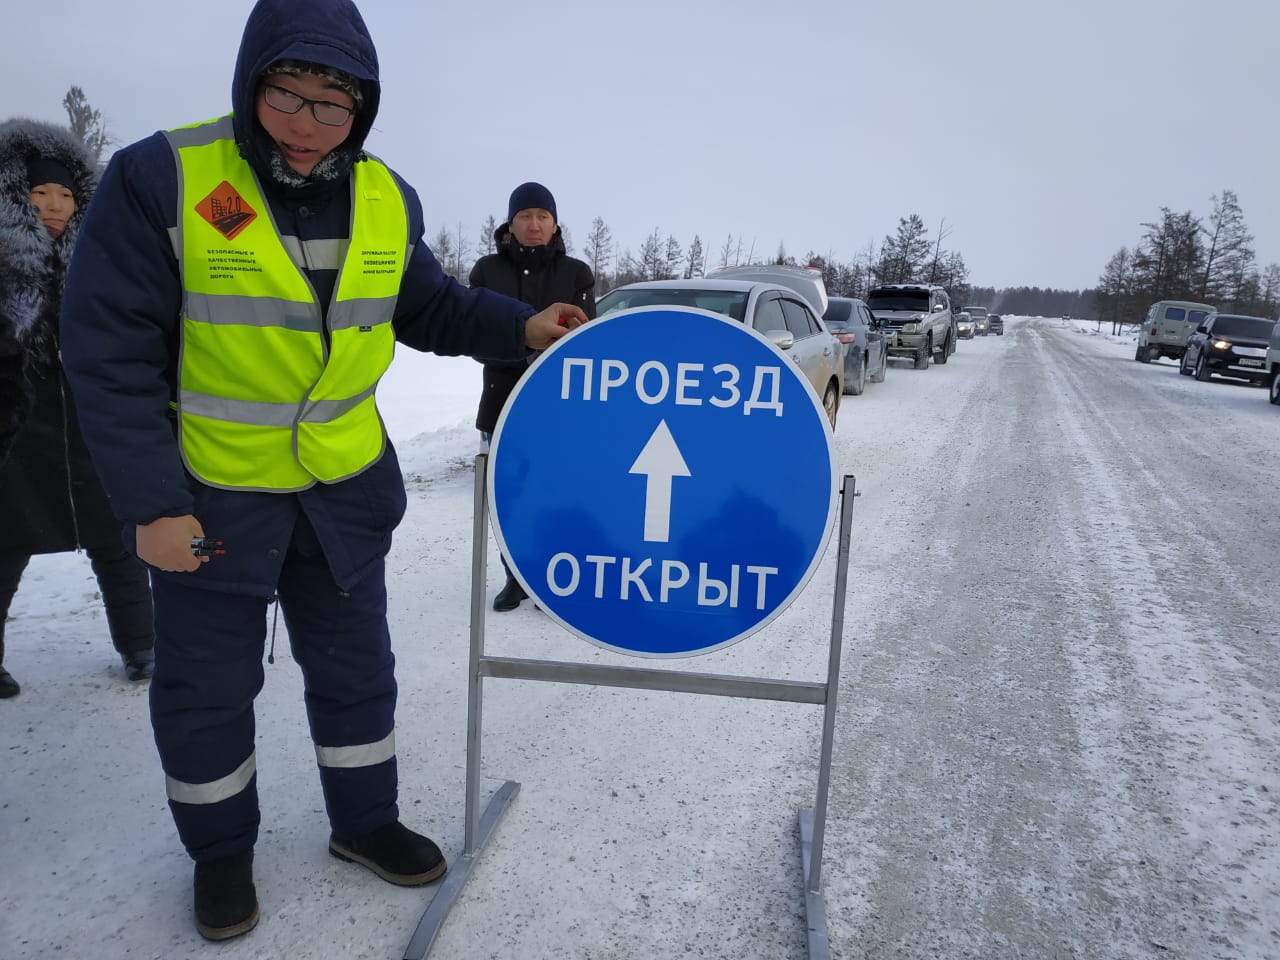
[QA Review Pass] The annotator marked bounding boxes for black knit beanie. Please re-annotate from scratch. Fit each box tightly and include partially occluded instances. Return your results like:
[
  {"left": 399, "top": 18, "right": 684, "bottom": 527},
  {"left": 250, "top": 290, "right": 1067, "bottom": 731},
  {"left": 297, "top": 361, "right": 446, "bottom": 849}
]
[
  {"left": 507, "top": 181, "right": 556, "bottom": 223},
  {"left": 26, "top": 157, "right": 77, "bottom": 192}
]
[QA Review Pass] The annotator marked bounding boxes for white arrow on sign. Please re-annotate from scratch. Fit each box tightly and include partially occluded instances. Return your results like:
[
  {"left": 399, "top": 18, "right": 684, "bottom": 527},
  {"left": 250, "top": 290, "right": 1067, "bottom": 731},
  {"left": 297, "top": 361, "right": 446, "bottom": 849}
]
[{"left": 628, "top": 419, "right": 691, "bottom": 543}]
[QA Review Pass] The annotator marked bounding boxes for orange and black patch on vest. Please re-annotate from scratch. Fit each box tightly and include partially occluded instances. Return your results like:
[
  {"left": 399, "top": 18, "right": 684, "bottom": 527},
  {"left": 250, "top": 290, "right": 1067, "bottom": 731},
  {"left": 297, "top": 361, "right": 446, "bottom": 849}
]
[{"left": 195, "top": 181, "right": 257, "bottom": 240}]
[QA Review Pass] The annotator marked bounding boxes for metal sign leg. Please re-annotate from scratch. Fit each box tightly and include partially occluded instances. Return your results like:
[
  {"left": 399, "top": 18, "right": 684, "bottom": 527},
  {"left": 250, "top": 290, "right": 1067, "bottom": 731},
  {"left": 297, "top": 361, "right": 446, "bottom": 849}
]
[
  {"left": 404, "top": 455, "right": 521, "bottom": 960},
  {"left": 798, "top": 474, "right": 856, "bottom": 959}
]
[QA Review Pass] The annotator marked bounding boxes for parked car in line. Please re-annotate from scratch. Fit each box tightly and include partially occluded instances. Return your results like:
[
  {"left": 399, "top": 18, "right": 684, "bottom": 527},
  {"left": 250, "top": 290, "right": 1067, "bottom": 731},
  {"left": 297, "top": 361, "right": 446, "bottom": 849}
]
[
  {"left": 866, "top": 283, "right": 955, "bottom": 369},
  {"left": 961, "top": 305, "right": 989, "bottom": 334},
  {"left": 955, "top": 311, "right": 976, "bottom": 339},
  {"left": 988, "top": 314, "right": 1005, "bottom": 336},
  {"left": 1179, "top": 313, "right": 1276, "bottom": 385},
  {"left": 595, "top": 276, "right": 843, "bottom": 427},
  {"left": 1135, "top": 299, "right": 1215, "bottom": 363},
  {"left": 822, "top": 296, "right": 888, "bottom": 395},
  {"left": 1268, "top": 320, "right": 1280, "bottom": 406}
]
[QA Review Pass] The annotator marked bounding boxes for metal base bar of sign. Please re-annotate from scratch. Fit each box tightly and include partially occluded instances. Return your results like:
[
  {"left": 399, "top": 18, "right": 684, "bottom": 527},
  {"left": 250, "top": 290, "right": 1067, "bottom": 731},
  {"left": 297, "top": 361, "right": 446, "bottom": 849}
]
[
  {"left": 481, "top": 656, "right": 826, "bottom": 704},
  {"left": 402, "top": 780, "right": 520, "bottom": 960},
  {"left": 798, "top": 810, "right": 832, "bottom": 960},
  {"left": 404, "top": 458, "right": 856, "bottom": 960}
]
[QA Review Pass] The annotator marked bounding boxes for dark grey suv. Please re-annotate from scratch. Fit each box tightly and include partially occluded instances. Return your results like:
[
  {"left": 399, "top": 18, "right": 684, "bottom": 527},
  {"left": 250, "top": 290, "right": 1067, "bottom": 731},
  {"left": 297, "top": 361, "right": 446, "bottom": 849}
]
[{"left": 1179, "top": 313, "right": 1276, "bottom": 385}]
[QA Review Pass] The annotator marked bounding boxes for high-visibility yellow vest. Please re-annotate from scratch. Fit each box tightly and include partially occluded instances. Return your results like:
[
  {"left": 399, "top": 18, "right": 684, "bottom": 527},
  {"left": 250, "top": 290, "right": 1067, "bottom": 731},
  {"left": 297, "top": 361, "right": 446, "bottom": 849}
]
[{"left": 163, "top": 115, "right": 408, "bottom": 491}]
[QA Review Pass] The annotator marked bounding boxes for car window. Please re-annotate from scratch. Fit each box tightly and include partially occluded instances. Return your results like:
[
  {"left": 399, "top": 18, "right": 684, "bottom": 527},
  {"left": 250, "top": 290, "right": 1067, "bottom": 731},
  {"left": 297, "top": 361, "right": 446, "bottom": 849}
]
[
  {"left": 1164, "top": 307, "right": 1186, "bottom": 322},
  {"left": 1188, "top": 310, "right": 1210, "bottom": 325},
  {"left": 752, "top": 295, "right": 787, "bottom": 334},
  {"left": 1214, "top": 316, "right": 1276, "bottom": 339},
  {"left": 858, "top": 305, "right": 875, "bottom": 326},
  {"left": 868, "top": 290, "right": 929, "bottom": 311},
  {"left": 780, "top": 297, "right": 819, "bottom": 338},
  {"left": 822, "top": 300, "right": 852, "bottom": 323},
  {"left": 596, "top": 288, "right": 748, "bottom": 322}
]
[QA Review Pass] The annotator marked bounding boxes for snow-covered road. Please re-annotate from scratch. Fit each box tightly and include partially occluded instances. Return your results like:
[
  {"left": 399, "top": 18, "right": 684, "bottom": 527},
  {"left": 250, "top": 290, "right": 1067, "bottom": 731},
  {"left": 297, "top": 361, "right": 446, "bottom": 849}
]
[
  {"left": 3, "top": 318, "right": 1277, "bottom": 959},
  {"left": 822, "top": 320, "right": 1280, "bottom": 959}
]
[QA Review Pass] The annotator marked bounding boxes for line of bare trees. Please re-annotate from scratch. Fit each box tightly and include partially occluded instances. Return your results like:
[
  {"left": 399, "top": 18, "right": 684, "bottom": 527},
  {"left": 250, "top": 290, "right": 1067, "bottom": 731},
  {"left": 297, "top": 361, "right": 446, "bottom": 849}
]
[
  {"left": 432, "top": 211, "right": 974, "bottom": 308},
  {"left": 1094, "top": 190, "right": 1280, "bottom": 333}
]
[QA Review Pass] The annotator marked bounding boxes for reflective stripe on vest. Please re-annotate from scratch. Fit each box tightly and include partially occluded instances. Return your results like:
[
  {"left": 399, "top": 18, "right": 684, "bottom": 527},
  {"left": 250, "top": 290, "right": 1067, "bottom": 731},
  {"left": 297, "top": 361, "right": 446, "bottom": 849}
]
[{"left": 163, "top": 115, "right": 408, "bottom": 491}]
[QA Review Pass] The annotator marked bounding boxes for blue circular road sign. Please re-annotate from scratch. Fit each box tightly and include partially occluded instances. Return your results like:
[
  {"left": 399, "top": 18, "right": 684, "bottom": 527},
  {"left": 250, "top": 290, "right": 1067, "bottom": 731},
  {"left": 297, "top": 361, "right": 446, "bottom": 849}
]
[{"left": 489, "top": 306, "right": 837, "bottom": 657}]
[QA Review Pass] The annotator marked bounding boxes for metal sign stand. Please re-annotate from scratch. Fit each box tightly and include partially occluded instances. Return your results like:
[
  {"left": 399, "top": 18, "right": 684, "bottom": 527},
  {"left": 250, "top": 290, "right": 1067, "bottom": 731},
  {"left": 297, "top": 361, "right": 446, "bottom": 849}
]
[{"left": 403, "top": 456, "right": 855, "bottom": 960}]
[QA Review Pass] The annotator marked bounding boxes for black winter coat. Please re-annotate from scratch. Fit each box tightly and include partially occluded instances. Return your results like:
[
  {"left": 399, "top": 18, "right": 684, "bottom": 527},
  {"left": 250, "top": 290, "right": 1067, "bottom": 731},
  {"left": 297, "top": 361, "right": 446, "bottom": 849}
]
[
  {"left": 0, "top": 119, "right": 116, "bottom": 555},
  {"left": 470, "top": 225, "right": 596, "bottom": 432}
]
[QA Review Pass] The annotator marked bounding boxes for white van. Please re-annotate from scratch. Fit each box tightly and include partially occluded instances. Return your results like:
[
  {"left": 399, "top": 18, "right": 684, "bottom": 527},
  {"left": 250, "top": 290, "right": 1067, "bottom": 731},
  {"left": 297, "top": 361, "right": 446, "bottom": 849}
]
[{"left": 1135, "top": 300, "right": 1215, "bottom": 363}]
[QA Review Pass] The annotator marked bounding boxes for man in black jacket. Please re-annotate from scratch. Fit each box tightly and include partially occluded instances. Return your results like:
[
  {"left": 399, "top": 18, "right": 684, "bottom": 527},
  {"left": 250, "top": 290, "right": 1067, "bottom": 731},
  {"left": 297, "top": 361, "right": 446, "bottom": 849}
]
[{"left": 471, "top": 182, "right": 596, "bottom": 611}]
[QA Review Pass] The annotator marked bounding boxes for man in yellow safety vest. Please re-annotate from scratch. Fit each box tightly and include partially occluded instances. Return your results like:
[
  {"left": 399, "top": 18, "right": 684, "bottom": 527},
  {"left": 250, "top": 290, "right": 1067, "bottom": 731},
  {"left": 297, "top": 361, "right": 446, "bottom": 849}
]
[{"left": 60, "top": 0, "right": 586, "bottom": 942}]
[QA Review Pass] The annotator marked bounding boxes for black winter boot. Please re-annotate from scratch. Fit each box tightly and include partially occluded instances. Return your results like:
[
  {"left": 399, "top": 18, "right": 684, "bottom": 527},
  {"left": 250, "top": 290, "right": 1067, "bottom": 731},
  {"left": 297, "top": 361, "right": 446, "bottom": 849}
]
[
  {"left": 121, "top": 649, "right": 155, "bottom": 682},
  {"left": 492, "top": 574, "right": 527, "bottom": 612},
  {"left": 193, "top": 849, "right": 259, "bottom": 941},
  {"left": 0, "top": 666, "right": 18, "bottom": 699},
  {"left": 329, "top": 821, "right": 447, "bottom": 886}
]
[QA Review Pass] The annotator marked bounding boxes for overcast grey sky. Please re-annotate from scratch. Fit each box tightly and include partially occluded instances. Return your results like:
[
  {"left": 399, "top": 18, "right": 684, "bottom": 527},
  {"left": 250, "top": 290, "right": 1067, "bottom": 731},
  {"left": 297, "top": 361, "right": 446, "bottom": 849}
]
[{"left": 8, "top": 0, "right": 1278, "bottom": 291}]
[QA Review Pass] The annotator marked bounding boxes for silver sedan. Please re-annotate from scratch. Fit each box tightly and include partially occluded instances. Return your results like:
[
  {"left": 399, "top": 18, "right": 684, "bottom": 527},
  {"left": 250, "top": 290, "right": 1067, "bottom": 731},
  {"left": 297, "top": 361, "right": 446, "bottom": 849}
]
[{"left": 596, "top": 278, "right": 843, "bottom": 428}]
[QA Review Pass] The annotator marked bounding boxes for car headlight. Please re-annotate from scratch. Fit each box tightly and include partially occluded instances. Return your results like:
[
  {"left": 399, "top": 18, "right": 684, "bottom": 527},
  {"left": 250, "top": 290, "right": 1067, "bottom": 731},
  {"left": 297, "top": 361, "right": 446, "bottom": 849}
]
[
  {"left": 1211, "top": 339, "right": 1231, "bottom": 350},
  {"left": 901, "top": 323, "right": 920, "bottom": 334}
]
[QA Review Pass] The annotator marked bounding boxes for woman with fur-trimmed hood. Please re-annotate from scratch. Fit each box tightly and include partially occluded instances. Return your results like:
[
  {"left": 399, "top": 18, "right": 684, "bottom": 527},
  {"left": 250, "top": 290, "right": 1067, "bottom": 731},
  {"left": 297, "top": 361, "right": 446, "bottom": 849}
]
[{"left": 0, "top": 118, "right": 156, "bottom": 698}]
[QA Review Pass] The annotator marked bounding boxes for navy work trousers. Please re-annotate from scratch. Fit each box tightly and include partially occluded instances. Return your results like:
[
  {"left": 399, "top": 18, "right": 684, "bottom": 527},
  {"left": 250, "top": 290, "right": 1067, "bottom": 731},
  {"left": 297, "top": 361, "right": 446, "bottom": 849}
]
[{"left": 149, "top": 512, "right": 399, "bottom": 863}]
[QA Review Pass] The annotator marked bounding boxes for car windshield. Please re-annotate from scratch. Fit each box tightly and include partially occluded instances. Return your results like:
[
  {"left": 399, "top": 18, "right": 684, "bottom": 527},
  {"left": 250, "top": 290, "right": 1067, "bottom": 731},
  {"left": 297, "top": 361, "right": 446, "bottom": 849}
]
[
  {"left": 596, "top": 288, "right": 748, "bottom": 322},
  {"left": 867, "top": 291, "right": 929, "bottom": 311},
  {"left": 1214, "top": 316, "right": 1275, "bottom": 339}
]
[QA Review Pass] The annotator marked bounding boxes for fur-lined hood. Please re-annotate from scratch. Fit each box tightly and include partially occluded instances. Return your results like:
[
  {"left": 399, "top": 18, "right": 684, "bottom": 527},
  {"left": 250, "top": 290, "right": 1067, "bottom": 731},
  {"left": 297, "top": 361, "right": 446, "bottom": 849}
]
[{"left": 0, "top": 117, "right": 96, "bottom": 342}]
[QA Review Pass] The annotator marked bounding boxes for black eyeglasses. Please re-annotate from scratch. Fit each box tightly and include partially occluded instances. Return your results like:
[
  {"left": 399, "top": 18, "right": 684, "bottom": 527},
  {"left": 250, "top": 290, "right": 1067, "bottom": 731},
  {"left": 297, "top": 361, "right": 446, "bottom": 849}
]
[{"left": 261, "top": 83, "right": 355, "bottom": 126}]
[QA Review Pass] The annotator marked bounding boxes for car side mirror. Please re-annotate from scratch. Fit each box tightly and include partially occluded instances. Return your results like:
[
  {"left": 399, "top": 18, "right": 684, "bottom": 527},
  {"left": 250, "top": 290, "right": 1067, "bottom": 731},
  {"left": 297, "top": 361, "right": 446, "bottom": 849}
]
[{"left": 1195, "top": 325, "right": 1208, "bottom": 333}]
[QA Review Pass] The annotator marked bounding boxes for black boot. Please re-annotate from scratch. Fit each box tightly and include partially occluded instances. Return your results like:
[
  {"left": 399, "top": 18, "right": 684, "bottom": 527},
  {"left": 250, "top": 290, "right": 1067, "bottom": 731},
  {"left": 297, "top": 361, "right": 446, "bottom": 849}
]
[
  {"left": 0, "top": 666, "right": 18, "bottom": 699},
  {"left": 329, "top": 821, "right": 447, "bottom": 886},
  {"left": 121, "top": 649, "right": 155, "bottom": 682},
  {"left": 193, "top": 849, "right": 259, "bottom": 941},
  {"left": 492, "top": 574, "right": 527, "bottom": 612}
]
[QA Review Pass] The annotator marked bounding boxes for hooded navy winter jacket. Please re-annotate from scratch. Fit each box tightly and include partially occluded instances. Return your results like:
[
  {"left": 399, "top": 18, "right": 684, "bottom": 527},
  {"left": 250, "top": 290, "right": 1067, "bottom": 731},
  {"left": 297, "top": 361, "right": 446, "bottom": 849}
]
[{"left": 61, "top": 0, "right": 534, "bottom": 596}]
